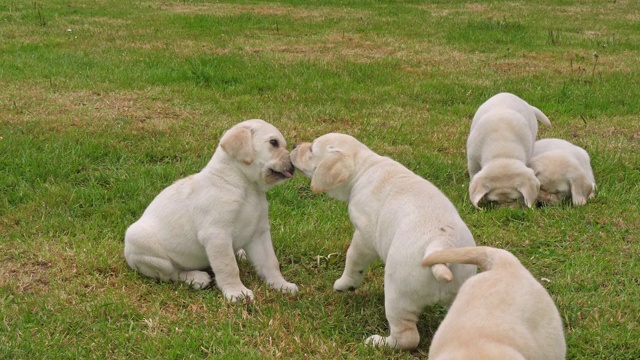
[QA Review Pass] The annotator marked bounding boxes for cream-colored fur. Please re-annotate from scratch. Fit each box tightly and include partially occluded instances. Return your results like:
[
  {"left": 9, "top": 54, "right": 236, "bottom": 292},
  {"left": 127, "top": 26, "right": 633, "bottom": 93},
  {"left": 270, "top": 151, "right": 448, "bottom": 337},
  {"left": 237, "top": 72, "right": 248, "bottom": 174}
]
[
  {"left": 467, "top": 92, "right": 551, "bottom": 208},
  {"left": 529, "top": 138, "right": 596, "bottom": 206},
  {"left": 124, "top": 119, "right": 298, "bottom": 302},
  {"left": 290, "top": 133, "right": 476, "bottom": 350},
  {"left": 422, "top": 246, "right": 566, "bottom": 360}
]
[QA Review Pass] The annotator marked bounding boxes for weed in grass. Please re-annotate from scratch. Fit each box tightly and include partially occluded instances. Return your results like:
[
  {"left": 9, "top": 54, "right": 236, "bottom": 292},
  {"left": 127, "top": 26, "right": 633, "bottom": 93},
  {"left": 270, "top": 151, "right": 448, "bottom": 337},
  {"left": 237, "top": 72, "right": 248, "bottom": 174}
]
[
  {"left": 591, "top": 51, "right": 599, "bottom": 78},
  {"left": 34, "top": 1, "right": 46, "bottom": 27},
  {"left": 548, "top": 29, "right": 561, "bottom": 46}
]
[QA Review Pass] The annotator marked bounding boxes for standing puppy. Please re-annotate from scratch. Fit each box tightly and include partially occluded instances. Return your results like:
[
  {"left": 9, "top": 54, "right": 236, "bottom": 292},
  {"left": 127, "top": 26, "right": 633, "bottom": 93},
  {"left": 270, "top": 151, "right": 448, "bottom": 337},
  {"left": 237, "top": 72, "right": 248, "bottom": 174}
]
[
  {"left": 291, "top": 133, "right": 476, "bottom": 350},
  {"left": 467, "top": 92, "right": 551, "bottom": 208},
  {"left": 529, "top": 138, "right": 596, "bottom": 206},
  {"left": 124, "top": 119, "right": 298, "bottom": 302},
  {"left": 423, "top": 246, "right": 566, "bottom": 360}
]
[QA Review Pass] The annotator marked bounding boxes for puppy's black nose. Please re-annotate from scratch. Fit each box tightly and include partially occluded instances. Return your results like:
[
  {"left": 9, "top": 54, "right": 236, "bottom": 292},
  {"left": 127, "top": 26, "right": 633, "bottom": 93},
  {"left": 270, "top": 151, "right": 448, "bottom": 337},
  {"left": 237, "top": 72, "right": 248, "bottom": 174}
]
[{"left": 293, "top": 143, "right": 298, "bottom": 150}]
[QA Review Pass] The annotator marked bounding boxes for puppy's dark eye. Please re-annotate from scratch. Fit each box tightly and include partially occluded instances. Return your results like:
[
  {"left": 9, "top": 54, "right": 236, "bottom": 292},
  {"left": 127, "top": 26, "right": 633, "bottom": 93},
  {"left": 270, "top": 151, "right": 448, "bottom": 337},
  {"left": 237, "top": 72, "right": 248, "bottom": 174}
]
[{"left": 270, "top": 139, "right": 279, "bottom": 148}]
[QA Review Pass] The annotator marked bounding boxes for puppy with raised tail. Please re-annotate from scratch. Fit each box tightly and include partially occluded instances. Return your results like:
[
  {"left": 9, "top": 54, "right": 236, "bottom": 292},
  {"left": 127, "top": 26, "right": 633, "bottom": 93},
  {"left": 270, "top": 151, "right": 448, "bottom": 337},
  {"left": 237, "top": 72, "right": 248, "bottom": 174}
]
[
  {"left": 529, "top": 138, "right": 596, "bottom": 206},
  {"left": 422, "top": 246, "right": 566, "bottom": 360},
  {"left": 467, "top": 92, "right": 551, "bottom": 208},
  {"left": 124, "top": 119, "right": 298, "bottom": 302},
  {"left": 290, "top": 133, "right": 476, "bottom": 350}
]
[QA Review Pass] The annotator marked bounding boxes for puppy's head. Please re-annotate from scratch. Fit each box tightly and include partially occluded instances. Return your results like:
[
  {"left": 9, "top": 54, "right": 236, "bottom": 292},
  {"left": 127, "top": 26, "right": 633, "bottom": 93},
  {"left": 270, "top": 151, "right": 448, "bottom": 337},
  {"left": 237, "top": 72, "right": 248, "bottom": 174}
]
[
  {"left": 290, "top": 133, "right": 358, "bottom": 197},
  {"left": 529, "top": 152, "right": 595, "bottom": 206},
  {"left": 220, "top": 119, "right": 294, "bottom": 189},
  {"left": 469, "top": 159, "right": 540, "bottom": 209}
]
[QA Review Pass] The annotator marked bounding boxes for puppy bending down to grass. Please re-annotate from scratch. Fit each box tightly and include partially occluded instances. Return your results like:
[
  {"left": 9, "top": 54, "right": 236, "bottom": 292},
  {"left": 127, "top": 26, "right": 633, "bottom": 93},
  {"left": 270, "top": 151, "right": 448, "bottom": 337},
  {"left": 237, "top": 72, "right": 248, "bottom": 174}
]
[
  {"left": 467, "top": 92, "right": 551, "bottom": 208},
  {"left": 124, "top": 119, "right": 298, "bottom": 302},
  {"left": 291, "top": 133, "right": 476, "bottom": 350},
  {"left": 529, "top": 138, "right": 596, "bottom": 206},
  {"left": 423, "top": 246, "right": 566, "bottom": 360}
]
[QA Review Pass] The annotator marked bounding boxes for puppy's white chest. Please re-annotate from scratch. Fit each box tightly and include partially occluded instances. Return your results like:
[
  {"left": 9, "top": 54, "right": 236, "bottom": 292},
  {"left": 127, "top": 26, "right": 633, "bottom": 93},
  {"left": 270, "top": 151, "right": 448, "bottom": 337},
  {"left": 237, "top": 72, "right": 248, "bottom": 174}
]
[{"left": 232, "top": 194, "right": 268, "bottom": 246}]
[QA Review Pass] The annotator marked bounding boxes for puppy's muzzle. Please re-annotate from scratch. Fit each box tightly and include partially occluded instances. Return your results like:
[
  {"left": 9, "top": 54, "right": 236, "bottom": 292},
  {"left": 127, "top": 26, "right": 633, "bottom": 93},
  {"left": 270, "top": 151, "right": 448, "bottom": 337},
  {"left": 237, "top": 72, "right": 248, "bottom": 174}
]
[{"left": 270, "top": 167, "right": 294, "bottom": 179}]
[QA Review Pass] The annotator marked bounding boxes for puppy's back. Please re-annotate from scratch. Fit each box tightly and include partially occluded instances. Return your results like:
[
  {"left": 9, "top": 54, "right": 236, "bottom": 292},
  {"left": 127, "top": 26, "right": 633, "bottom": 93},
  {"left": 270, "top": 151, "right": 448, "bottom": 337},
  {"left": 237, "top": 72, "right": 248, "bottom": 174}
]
[
  {"left": 531, "top": 139, "right": 596, "bottom": 204},
  {"left": 471, "top": 92, "right": 550, "bottom": 132},
  {"left": 424, "top": 246, "right": 566, "bottom": 360},
  {"left": 533, "top": 138, "right": 591, "bottom": 166}
]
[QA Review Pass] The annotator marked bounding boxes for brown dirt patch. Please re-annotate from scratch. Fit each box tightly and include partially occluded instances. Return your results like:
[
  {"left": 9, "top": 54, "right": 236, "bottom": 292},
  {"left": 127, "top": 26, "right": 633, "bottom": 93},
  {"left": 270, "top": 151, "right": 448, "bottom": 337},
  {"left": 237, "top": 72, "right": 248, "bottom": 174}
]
[{"left": 1, "top": 85, "right": 199, "bottom": 133}]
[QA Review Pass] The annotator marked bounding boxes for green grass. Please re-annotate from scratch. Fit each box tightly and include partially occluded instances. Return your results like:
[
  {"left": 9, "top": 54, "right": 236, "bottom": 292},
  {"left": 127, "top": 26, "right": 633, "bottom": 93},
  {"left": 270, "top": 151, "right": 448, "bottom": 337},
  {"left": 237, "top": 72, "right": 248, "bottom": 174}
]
[{"left": 1, "top": 0, "right": 639, "bottom": 358}]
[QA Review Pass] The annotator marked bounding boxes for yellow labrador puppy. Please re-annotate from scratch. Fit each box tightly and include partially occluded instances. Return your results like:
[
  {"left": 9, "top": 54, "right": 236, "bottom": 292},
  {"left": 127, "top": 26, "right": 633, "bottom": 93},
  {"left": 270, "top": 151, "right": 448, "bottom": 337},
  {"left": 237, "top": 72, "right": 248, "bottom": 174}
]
[
  {"left": 290, "top": 133, "right": 476, "bottom": 350},
  {"left": 423, "top": 246, "right": 566, "bottom": 360},
  {"left": 124, "top": 119, "right": 298, "bottom": 302},
  {"left": 467, "top": 92, "right": 551, "bottom": 208},
  {"left": 529, "top": 138, "right": 596, "bottom": 206}
]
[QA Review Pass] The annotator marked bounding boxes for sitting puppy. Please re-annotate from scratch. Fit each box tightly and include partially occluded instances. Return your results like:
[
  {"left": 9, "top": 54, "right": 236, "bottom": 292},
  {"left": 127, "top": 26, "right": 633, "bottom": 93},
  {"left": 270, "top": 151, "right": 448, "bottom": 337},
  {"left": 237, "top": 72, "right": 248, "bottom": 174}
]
[
  {"left": 422, "top": 246, "right": 566, "bottom": 360},
  {"left": 290, "top": 133, "right": 476, "bottom": 350},
  {"left": 124, "top": 119, "right": 298, "bottom": 302},
  {"left": 467, "top": 92, "right": 551, "bottom": 208},
  {"left": 529, "top": 138, "right": 596, "bottom": 206}
]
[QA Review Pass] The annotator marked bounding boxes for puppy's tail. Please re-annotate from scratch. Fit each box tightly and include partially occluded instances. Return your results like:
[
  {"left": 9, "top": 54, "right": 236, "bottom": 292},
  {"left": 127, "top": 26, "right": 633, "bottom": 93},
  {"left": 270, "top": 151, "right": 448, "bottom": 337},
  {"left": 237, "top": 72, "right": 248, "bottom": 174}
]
[
  {"left": 423, "top": 242, "right": 454, "bottom": 282},
  {"left": 422, "top": 246, "right": 519, "bottom": 273},
  {"left": 430, "top": 263, "right": 454, "bottom": 282},
  {"left": 531, "top": 106, "right": 552, "bottom": 126}
]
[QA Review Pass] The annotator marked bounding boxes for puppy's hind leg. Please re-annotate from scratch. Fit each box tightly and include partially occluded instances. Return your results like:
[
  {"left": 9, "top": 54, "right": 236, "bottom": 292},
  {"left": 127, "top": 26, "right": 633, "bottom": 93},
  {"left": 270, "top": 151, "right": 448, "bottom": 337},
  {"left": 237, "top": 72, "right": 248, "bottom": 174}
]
[
  {"left": 366, "top": 286, "right": 420, "bottom": 350},
  {"left": 334, "top": 230, "right": 377, "bottom": 292},
  {"left": 126, "top": 252, "right": 212, "bottom": 290},
  {"left": 125, "top": 226, "right": 212, "bottom": 289},
  {"left": 125, "top": 254, "right": 212, "bottom": 289},
  {"left": 178, "top": 270, "right": 213, "bottom": 289}
]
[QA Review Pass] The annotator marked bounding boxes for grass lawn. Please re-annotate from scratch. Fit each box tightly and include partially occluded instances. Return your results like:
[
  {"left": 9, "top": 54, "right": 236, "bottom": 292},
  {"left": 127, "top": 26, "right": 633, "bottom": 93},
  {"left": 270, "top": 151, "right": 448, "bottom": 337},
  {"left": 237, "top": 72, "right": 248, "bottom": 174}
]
[{"left": 1, "top": 0, "right": 639, "bottom": 358}]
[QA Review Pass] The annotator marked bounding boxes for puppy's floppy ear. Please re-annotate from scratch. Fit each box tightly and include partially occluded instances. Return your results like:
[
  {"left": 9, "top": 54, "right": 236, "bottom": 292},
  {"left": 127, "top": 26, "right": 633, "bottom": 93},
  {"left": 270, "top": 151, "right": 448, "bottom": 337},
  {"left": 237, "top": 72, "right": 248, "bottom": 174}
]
[
  {"left": 569, "top": 174, "right": 594, "bottom": 206},
  {"left": 516, "top": 172, "right": 540, "bottom": 208},
  {"left": 311, "top": 148, "right": 354, "bottom": 193},
  {"left": 468, "top": 176, "right": 488, "bottom": 209},
  {"left": 220, "top": 125, "right": 254, "bottom": 165}
]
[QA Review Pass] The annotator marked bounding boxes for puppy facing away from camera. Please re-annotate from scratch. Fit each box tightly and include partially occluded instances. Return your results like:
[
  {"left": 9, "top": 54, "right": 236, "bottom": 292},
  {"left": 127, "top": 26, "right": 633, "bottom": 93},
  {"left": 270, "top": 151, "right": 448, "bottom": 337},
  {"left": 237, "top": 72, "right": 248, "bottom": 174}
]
[
  {"left": 422, "top": 246, "right": 566, "bottom": 360},
  {"left": 529, "top": 138, "right": 596, "bottom": 206},
  {"left": 467, "top": 92, "right": 551, "bottom": 208},
  {"left": 290, "top": 133, "right": 477, "bottom": 350},
  {"left": 124, "top": 119, "right": 298, "bottom": 302}
]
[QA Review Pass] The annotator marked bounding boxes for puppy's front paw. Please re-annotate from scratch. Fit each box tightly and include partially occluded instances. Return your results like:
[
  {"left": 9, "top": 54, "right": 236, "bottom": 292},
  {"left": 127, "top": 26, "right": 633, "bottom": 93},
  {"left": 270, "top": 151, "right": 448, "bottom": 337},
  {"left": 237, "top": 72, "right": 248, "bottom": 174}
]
[
  {"left": 224, "top": 288, "right": 254, "bottom": 303},
  {"left": 333, "top": 276, "right": 359, "bottom": 292},
  {"left": 365, "top": 335, "right": 385, "bottom": 347},
  {"left": 270, "top": 281, "right": 298, "bottom": 294}
]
